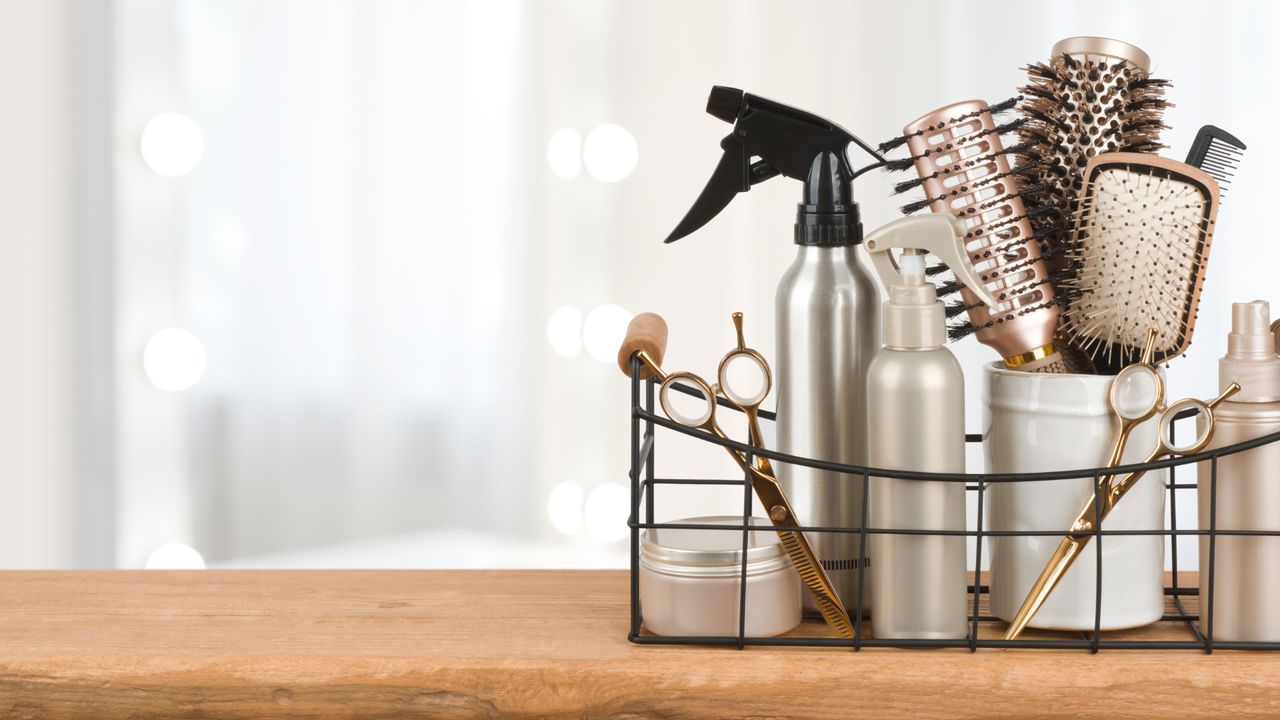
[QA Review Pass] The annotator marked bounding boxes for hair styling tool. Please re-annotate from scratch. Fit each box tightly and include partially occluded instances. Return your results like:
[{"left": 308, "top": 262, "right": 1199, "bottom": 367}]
[
  {"left": 1060, "top": 152, "right": 1220, "bottom": 371},
  {"left": 1004, "top": 330, "right": 1242, "bottom": 639},
  {"left": 1185, "top": 125, "right": 1246, "bottom": 203},
  {"left": 1016, "top": 37, "right": 1170, "bottom": 271},
  {"left": 863, "top": 215, "right": 998, "bottom": 639},
  {"left": 618, "top": 312, "right": 855, "bottom": 640},
  {"left": 1199, "top": 301, "right": 1280, "bottom": 642},
  {"left": 879, "top": 99, "right": 1073, "bottom": 372},
  {"left": 664, "top": 87, "right": 889, "bottom": 613}
]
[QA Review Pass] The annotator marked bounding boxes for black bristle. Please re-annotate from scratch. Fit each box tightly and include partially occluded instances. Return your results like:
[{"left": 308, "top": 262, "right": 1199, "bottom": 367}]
[
  {"left": 999, "top": 140, "right": 1039, "bottom": 158},
  {"left": 878, "top": 135, "right": 910, "bottom": 154},
  {"left": 993, "top": 117, "right": 1030, "bottom": 136},
  {"left": 947, "top": 321, "right": 977, "bottom": 342},
  {"left": 1014, "top": 182, "right": 1054, "bottom": 198},
  {"left": 1021, "top": 106, "right": 1071, "bottom": 132},
  {"left": 893, "top": 176, "right": 930, "bottom": 195},
  {"left": 987, "top": 96, "right": 1022, "bottom": 115},
  {"left": 899, "top": 197, "right": 935, "bottom": 215},
  {"left": 944, "top": 302, "right": 971, "bottom": 320},
  {"left": 1127, "top": 76, "right": 1171, "bottom": 91},
  {"left": 883, "top": 157, "right": 917, "bottom": 173},
  {"left": 1124, "top": 140, "right": 1166, "bottom": 154},
  {"left": 925, "top": 263, "right": 949, "bottom": 277},
  {"left": 1021, "top": 84, "right": 1060, "bottom": 102},
  {"left": 934, "top": 279, "right": 963, "bottom": 297}
]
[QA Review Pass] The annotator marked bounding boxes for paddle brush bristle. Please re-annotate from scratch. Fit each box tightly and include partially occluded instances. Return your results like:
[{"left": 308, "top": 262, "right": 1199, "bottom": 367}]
[{"left": 1060, "top": 153, "right": 1219, "bottom": 373}]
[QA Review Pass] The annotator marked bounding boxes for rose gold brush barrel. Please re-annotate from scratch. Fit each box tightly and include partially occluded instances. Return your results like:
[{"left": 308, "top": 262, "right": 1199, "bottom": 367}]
[
  {"left": 1052, "top": 36, "right": 1150, "bottom": 72},
  {"left": 902, "top": 100, "right": 1059, "bottom": 369}
]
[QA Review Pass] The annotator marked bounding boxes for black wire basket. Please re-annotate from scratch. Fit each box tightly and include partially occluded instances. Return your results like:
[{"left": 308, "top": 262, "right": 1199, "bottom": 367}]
[{"left": 626, "top": 356, "right": 1280, "bottom": 653}]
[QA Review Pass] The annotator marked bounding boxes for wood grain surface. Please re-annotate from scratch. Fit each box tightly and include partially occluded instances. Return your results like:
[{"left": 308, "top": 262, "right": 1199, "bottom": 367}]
[{"left": 0, "top": 570, "right": 1277, "bottom": 719}]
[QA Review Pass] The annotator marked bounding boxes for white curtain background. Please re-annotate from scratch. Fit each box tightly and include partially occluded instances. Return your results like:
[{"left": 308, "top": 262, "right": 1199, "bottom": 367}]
[
  {"left": 174, "top": 1, "right": 534, "bottom": 561},
  {"left": 1, "top": 0, "right": 1276, "bottom": 568}
]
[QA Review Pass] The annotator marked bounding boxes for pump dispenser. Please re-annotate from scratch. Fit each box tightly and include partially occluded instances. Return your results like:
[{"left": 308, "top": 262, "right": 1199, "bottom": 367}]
[
  {"left": 665, "top": 87, "right": 888, "bottom": 613},
  {"left": 1198, "top": 300, "right": 1280, "bottom": 641},
  {"left": 863, "top": 214, "right": 997, "bottom": 640}
]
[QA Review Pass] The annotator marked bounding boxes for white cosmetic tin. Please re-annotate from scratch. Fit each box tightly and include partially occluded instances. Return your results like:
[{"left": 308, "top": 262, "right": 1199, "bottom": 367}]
[{"left": 639, "top": 515, "right": 802, "bottom": 637}]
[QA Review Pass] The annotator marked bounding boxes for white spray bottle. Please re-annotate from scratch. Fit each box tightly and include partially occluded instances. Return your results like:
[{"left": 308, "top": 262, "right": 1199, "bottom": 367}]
[{"left": 863, "top": 214, "right": 998, "bottom": 640}]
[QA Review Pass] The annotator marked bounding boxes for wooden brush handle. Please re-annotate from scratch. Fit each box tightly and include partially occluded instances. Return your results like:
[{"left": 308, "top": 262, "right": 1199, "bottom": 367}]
[{"left": 617, "top": 312, "right": 667, "bottom": 379}]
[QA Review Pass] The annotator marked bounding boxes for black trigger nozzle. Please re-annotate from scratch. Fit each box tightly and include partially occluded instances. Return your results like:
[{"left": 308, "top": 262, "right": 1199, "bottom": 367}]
[{"left": 707, "top": 86, "right": 744, "bottom": 123}]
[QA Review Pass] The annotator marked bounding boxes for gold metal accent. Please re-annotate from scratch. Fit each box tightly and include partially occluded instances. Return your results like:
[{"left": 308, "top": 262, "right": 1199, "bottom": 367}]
[
  {"left": 1003, "top": 343, "right": 1057, "bottom": 369},
  {"left": 635, "top": 314, "right": 855, "bottom": 640},
  {"left": 1004, "top": 331, "right": 1242, "bottom": 639}
]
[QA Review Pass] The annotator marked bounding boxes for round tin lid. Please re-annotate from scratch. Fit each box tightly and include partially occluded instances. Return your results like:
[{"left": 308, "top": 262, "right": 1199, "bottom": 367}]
[{"left": 641, "top": 515, "right": 784, "bottom": 567}]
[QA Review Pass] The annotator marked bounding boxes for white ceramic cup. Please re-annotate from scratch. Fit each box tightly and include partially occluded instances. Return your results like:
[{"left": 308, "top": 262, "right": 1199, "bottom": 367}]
[{"left": 983, "top": 363, "right": 1166, "bottom": 631}]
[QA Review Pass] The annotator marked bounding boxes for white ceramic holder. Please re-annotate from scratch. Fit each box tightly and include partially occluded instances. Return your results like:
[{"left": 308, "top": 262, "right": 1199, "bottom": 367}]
[{"left": 983, "top": 363, "right": 1166, "bottom": 632}]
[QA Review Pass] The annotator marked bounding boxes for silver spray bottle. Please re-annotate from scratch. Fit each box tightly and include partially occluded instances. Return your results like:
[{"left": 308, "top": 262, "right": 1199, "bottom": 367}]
[
  {"left": 776, "top": 152, "right": 880, "bottom": 613},
  {"left": 662, "top": 87, "right": 892, "bottom": 614},
  {"left": 863, "top": 215, "right": 997, "bottom": 639},
  {"left": 1198, "top": 300, "right": 1280, "bottom": 641}
]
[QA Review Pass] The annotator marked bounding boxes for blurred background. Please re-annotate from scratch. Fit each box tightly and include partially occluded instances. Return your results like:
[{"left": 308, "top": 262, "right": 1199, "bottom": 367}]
[{"left": 2, "top": 0, "right": 1274, "bottom": 569}]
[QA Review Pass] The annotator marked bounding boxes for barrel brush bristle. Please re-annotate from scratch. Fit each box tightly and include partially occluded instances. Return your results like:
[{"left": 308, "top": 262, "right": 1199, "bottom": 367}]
[{"left": 1015, "top": 44, "right": 1171, "bottom": 270}]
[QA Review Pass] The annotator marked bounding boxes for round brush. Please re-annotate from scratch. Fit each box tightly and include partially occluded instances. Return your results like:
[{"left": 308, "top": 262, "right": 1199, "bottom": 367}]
[
  {"left": 879, "top": 99, "right": 1071, "bottom": 372},
  {"left": 1016, "top": 37, "right": 1171, "bottom": 269}
]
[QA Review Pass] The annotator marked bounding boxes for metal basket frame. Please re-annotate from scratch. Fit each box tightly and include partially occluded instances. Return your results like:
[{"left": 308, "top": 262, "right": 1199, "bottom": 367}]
[{"left": 626, "top": 356, "right": 1280, "bottom": 653}]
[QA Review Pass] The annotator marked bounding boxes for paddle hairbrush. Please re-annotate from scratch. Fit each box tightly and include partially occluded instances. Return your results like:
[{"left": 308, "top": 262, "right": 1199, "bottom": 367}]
[{"left": 1060, "top": 153, "right": 1220, "bottom": 371}]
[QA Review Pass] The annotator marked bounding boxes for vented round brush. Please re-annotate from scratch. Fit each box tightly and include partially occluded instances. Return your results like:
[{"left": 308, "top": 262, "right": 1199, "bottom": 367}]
[
  {"left": 878, "top": 99, "right": 1075, "bottom": 373},
  {"left": 1016, "top": 37, "right": 1172, "bottom": 269}
]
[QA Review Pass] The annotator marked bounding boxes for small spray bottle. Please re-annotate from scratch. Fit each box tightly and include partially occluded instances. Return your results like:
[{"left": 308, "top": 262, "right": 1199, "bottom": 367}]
[
  {"left": 1198, "top": 301, "right": 1280, "bottom": 641},
  {"left": 863, "top": 214, "right": 997, "bottom": 640}
]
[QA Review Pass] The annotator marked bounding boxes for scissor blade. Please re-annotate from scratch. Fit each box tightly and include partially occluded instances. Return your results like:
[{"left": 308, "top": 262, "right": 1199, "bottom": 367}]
[
  {"left": 776, "top": 528, "right": 855, "bottom": 640},
  {"left": 1004, "top": 534, "right": 1089, "bottom": 640},
  {"left": 747, "top": 467, "right": 854, "bottom": 639}
]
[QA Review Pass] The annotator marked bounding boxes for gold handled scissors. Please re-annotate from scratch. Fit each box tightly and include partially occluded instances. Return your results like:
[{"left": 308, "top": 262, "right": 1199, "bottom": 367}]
[
  {"left": 1005, "top": 331, "right": 1241, "bottom": 639},
  {"left": 639, "top": 313, "right": 854, "bottom": 640}
]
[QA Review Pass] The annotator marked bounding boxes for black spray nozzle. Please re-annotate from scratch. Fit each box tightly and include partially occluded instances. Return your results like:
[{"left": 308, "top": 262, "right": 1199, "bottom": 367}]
[
  {"left": 795, "top": 151, "right": 862, "bottom": 247},
  {"left": 706, "top": 85, "right": 743, "bottom": 123},
  {"left": 664, "top": 86, "right": 886, "bottom": 245}
]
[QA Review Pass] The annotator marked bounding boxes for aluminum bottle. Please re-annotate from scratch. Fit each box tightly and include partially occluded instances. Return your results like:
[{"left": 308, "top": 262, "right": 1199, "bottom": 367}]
[
  {"left": 1198, "top": 300, "right": 1280, "bottom": 642},
  {"left": 658, "top": 86, "right": 896, "bottom": 616},
  {"left": 776, "top": 246, "right": 879, "bottom": 613},
  {"left": 774, "top": 152, "right": 880, "bottom": 614},
  {"left": 862, "top": 215, "right": 997, "bottom": 639}
]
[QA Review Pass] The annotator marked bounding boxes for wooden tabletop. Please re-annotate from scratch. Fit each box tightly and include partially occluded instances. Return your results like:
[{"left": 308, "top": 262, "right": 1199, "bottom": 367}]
[{"left": 0, "top": 570, "right": 1277, "bottom": 719}]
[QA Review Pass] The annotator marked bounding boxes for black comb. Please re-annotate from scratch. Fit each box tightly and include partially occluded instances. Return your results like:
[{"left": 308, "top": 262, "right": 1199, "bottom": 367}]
[{"left": 1184, "top": 125, "right": 1245, "bottom": 202}]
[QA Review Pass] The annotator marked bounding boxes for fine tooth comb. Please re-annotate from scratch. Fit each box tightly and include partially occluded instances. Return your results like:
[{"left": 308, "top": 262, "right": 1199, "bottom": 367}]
[
  {"left": 1016, "top": 37, "right": 1171, "bottom": 271},
  {"left": 879, "top": 99, "right": 1069, "bottom": 372},
  {"left": 1060, "top": 153, "right": 1220, "bottom": 371},
  {"left": 1185, "top": 124, "right": 1245, "bottom": 203}
]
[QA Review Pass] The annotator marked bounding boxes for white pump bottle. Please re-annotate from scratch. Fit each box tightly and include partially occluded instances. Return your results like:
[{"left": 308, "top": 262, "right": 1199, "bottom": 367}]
[{"left": 863, "top": 215, "right": 997, "bottom": 640}]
